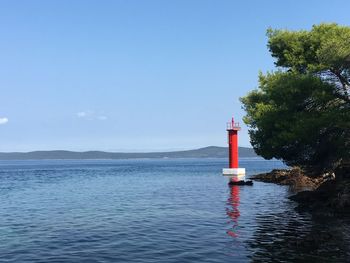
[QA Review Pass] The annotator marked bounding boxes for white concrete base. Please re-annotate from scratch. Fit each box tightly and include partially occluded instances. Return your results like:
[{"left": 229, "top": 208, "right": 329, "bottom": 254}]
[
  {"left": 222, "top": 168, "right": 246, "bottom": 176},
  {"left": 223, "top": 168, "right": 246, "bottom": 182}
]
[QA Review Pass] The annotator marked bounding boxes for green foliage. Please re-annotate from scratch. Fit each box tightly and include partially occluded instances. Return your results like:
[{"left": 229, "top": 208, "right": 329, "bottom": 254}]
[
  {"left": 267, "top": 23, "right": 350, "bottom": 101},
  {"left": 241, "top": 23, "right": 350, "bottom": 171}
]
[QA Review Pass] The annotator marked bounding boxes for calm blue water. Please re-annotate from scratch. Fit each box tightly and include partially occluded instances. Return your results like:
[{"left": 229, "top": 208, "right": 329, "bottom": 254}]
[{"left": 0, "top": 158, "right": 349, "bottom": 262}]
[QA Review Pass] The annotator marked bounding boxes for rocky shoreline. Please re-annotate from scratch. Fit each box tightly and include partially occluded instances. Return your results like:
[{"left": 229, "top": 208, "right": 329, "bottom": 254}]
[
  {"left": 251, "top": 168, "right": 350, "bottom": 217},
  {"left": 251, "top": 168, "right": 330, "bottom": 190}
]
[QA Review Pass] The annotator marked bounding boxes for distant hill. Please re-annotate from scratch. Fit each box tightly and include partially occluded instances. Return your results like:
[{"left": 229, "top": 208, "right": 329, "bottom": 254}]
[{"left": 0, "top": 146, "right": 258, "bottom": 160}]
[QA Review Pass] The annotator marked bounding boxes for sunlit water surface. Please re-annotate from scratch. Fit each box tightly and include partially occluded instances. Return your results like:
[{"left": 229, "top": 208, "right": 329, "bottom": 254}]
[{"left": 0, "top": 158, "right": 349, "bottom": 262}]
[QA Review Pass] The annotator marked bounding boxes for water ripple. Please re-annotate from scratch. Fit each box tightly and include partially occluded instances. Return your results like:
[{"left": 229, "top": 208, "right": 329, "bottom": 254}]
[{"left": 0, "top": 159, "right": 348, "bottom": 262}]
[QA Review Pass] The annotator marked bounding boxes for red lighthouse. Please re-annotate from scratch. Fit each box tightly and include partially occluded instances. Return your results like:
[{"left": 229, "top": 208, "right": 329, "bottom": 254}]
[
  {"left": 223, "top": 117, "right": 246, "bottom": 181},
  {"left": 228, "top": 117, "right": 239, "bottom": 168}
]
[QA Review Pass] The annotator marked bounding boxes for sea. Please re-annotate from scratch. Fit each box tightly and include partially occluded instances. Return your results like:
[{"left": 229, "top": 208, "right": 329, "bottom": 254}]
[{"left": 0, "top": 158, "right": 349, "bottom": 262}]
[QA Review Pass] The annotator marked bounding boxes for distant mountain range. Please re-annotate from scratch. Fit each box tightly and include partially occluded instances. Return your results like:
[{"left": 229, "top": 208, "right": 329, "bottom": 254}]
[{"left": 0, "top": 146, "right": 258, "bottom": 160}]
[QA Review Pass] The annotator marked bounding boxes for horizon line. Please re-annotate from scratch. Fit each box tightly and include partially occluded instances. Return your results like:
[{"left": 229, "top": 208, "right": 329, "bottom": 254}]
[{"left": 0, "top": 145, "right": 254, "bottom": 154}]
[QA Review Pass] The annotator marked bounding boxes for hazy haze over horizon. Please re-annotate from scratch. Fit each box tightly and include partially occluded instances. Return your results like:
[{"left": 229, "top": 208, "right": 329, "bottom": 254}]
[{"left": 0, "top": 0, "right": 349, "bottom": 151}]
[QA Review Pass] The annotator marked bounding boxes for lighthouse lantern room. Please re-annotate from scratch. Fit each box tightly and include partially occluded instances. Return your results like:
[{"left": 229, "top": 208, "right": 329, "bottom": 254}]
[{"left": 222, "top": 118, "right": 246, "bottom": 181}]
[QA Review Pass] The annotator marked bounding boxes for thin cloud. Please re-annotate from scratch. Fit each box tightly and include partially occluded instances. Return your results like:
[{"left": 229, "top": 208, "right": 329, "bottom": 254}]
[
  {"left": 97, "top": 116, "right": 107, "bottom": 121},
  {"left": 77, "top": 111, "right": 88, "bottom": 118},
  {"left": 76, "top": 111, "right": 107, "bottom": 121},
  {"left": 0, "top": 117, "right": 8, "bottom": 125}
]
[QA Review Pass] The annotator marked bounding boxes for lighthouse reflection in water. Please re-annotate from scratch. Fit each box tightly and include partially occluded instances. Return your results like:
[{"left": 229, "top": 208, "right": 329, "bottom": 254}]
[{"left": 226, "top": 185, "right": 241, "bottom": 238}]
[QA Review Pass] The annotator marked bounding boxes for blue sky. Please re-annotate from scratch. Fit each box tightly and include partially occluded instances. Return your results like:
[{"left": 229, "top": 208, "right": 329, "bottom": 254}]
[{"left": 0, "top": 0, "right": 349, "bottom": 152}]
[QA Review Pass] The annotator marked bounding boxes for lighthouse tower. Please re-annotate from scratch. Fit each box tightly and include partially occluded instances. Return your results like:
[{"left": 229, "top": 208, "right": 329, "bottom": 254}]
[{"left": 222, "top": 118, "right": 246, "bottom": 181}]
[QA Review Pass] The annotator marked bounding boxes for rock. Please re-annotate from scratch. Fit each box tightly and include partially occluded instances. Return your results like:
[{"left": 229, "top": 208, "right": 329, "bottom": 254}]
[
  {"left": 252, "top": 167, "right": 350, "bottom": 217},
  {"left": 228, "top": 180, "right": 253, "bottom": 186},
  {"left": 251, "top": 168, "right": 325, "bottom": 190},
  {"left": 289, "top": 179, "right": 350, "bottom": 216}
]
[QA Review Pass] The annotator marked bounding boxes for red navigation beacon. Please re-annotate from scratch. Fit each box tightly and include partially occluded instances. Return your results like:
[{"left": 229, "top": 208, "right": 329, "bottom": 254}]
[{"left": 222, "top": 117, "right": 246, "bottom": 182}]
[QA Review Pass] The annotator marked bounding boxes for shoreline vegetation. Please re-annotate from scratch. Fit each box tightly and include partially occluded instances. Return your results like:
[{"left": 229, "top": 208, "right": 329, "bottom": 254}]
[{"left": 241, "top": 23, "right": 350, "bottom": 218}]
